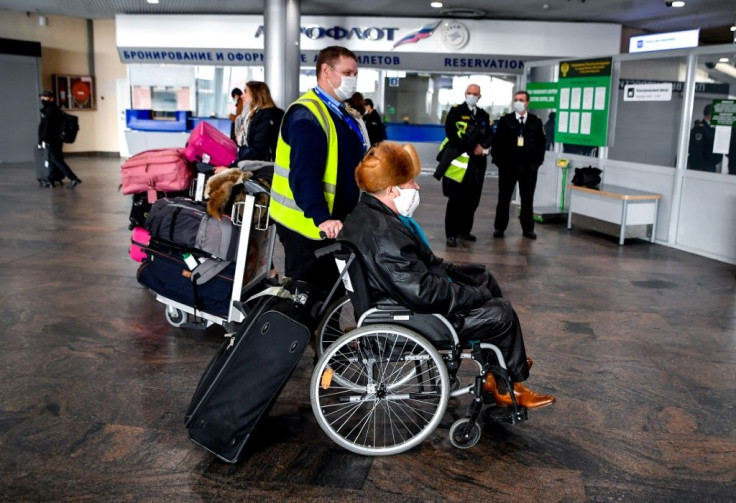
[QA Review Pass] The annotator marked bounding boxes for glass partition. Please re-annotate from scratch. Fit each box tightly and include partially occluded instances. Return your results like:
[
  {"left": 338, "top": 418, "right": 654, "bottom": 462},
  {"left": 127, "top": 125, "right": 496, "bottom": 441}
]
[
  {"left": 689, "top": 52, "right": 736, "bottom": 175},
  {"left": 608, "top": 56, "right": 688, "bottom": 167}
]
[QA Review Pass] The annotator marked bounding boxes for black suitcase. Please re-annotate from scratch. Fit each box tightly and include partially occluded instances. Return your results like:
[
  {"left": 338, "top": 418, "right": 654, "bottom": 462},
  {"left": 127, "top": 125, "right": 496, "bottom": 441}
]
[
  {"left": 136, "top": 240, "right": 235, "bottom": 317},
  {"left": 185, "top": 281, "right": 320, "bottom": 463},
  {"left": 35, "top": 144, "right": 63, "bottom": 187}
]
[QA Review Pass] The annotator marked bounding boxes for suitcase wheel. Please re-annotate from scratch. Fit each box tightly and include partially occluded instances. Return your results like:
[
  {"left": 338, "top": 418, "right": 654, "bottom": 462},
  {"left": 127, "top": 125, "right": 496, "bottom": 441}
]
[{"left": 165, "top": 306, "right": 188, "bottom": 327}]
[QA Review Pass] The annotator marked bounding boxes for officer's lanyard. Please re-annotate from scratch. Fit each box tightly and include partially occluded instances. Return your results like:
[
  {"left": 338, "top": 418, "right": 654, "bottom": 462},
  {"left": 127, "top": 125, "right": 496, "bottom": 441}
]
[
  {"left": 516, "top": 113, "right": 526, "bottom": 136},
  {"left": 516, "top": 113, "right": 526, "bottom": 147},
  {"left": 313, "top": 86, "right": 367, "bottom": 152}
]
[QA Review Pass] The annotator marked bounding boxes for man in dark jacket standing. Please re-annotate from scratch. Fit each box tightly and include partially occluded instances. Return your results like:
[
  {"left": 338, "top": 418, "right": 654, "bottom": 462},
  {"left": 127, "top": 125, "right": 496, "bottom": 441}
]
[
  {"left": 362, "top": 99, "right": 385, "bottom": 146},
  {"left": 340, "top": 141, "right": 555, "bottom": 409},
  {"left": 435, "top": 84, "right": 493, "bottom": 247},
  {"left": 491, "top": 91, "right": 545, "bottom": 239},
  {"left": 38, "top": 91, "right": 81, "bottom": 189},
  {"left": 687, "top": 104, "right": 722, "bottom": 172}
]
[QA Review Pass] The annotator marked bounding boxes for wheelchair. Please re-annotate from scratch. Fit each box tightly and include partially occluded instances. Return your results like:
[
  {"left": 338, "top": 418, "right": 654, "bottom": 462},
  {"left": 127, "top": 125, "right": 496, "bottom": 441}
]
[{"left": 310, "top": 241, "right": 528, "bottom": 456}]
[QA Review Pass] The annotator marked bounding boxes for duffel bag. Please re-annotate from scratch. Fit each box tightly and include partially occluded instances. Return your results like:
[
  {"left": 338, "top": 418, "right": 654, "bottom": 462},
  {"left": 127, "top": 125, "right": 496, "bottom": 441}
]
[
  {"left": 145, "top": 197, "right": 239, "bottom": 261},
  {"left": 121, "top": 148, "right": 195, "bottom": 200},
  {"left": 137, "top": 241, "right": 235, "bottom": 317}
]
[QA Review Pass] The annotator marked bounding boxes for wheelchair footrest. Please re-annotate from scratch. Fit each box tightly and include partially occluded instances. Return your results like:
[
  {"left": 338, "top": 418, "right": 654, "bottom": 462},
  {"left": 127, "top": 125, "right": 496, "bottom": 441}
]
[{"left": 482, "top": 405, "right": 528, "bottom": 425}]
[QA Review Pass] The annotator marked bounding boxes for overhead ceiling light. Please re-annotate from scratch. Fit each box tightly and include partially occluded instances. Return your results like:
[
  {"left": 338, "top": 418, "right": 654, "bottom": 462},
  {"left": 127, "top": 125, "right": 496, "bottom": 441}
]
[
  {"left": 730, "top": 26, "right": 736, "bottom": 32},
  {"left": 147, "top": 0, "right": 160, "bottom": 4},
  {"left": 665, "top": 1, "right": 685, "bottom": 7},
  {"left": 430, "top": 1, "right": 443, "bottom": 8},
  {"left": 440, "top": 7, "right": 486, "bottom": 18}
]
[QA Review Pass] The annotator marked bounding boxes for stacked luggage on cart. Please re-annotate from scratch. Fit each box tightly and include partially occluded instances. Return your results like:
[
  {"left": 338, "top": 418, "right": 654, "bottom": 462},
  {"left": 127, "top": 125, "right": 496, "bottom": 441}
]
[
  {"left": 122, "top": 121, "right": 276, "bottom": 331},
  {"left": 123, "top": 121, "right": 326, "bottom": 464}
]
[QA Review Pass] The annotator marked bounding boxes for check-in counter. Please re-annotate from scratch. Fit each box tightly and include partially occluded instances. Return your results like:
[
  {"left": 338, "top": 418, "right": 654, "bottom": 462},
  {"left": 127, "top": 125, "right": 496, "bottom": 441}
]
[{"left": 124, "top": 110, "right": 231, "bottom": 156}]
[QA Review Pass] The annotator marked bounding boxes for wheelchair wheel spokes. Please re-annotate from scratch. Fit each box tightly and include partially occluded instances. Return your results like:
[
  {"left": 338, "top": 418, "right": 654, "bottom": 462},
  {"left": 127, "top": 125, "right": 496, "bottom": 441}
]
[
  {"left": 311, "top": 325, "right": 449, "bottom": 456},
  {"left": 316, "top": 295, "right": 356, "bottom": 357}
]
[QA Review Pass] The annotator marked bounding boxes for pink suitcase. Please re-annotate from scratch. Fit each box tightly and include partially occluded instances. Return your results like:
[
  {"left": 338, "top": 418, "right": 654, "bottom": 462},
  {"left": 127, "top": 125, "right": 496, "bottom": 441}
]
[
  {"left": 129, "top": 227, "right": 151, "bottom": 262},
  {"left": 121, "top": 148, "right": 195, "bottom": 202},
  {"left": 184, "top": 122, "right": 237, "bottom": 167}
]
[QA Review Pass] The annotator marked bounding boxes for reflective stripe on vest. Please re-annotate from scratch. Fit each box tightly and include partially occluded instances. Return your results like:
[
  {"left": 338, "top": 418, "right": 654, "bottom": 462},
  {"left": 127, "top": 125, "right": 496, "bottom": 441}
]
[
  {"left": 269, "top": 89, "right": 339, "bottom": 240},
  {"left": 445, "top": 153, "right": 470, "bottom": 183}
]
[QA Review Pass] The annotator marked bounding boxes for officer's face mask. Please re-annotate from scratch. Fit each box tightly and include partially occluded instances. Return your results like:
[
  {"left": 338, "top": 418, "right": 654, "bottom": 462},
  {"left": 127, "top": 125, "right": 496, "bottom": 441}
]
[
  {"left": 393, "top": 187, "right": 420, "bottom": 218},
  {"left": 329, "top": 66, "right": 358, "bottom": 101},
  {"left": 513, "top": 100, "right": 527, "bottom": 114},
  {"left": 465, "top": 94, "right": 479, "bottom": 108}
]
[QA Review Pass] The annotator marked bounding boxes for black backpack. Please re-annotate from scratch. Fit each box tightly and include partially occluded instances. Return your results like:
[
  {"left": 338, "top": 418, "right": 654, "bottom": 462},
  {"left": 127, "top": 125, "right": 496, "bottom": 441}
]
[
  {"left": 571, "top": 166, "right": 602, "bottom": 188},
  {"left": 59, "top": 112, "right": 79, "bottom": 143}
]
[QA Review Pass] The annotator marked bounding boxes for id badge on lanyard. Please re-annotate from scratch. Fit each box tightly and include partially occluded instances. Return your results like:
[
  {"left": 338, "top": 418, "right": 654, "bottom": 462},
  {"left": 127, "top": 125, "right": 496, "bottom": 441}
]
[{"left": 517, "top": 135, "right": 524, "bottom": 147}]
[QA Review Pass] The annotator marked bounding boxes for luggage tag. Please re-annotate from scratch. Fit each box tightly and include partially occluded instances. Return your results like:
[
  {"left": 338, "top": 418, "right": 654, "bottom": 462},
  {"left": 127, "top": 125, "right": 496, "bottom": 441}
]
[
  {"left": 148, "top": 188, "right": 158, "bottom": 203},
  {"left": 182, "top": 253, "right": 198, "bottom": 270},
  {"left": 517, "top": 136, "right": 524, "bottom": 147}
]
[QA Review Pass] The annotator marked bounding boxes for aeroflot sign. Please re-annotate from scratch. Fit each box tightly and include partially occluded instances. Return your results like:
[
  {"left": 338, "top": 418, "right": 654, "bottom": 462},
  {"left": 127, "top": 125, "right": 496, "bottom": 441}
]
[
  {"left": 254, "top": 25, "right": 399, "bottom": 41},
  {"left": 116, "top": 14, "right": 623, "bottom": 70}
]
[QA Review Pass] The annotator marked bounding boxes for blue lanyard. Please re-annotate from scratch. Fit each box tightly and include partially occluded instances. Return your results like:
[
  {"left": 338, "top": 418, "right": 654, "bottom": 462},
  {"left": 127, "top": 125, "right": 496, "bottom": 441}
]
[{"left": 313, "top": 87, "right": 367, "bottom": 152}]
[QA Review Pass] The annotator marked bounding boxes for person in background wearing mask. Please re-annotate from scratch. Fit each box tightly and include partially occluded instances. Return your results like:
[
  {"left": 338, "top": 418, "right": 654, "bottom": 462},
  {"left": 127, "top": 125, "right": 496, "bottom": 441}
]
[
  {"left": 340, "top": 141, "right": 555, "bottom": 410},
  {"left": 491, "top": 90, "right": 546, "bottom": 240},
  {"left": 434, "top": 84, "right": 493, "bottom": 247},
  {"left": 269, "top": 45, "right": 366, "bottom": 292},
  {"left": 38, "top": 91, "right": 81, "bottom": 189}
]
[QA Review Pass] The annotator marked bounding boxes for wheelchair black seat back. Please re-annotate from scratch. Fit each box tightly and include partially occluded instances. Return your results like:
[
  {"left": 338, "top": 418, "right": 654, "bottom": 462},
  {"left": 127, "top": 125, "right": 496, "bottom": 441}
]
[{"left": 310, "top": 240, "right": 527, "bottom": 456}]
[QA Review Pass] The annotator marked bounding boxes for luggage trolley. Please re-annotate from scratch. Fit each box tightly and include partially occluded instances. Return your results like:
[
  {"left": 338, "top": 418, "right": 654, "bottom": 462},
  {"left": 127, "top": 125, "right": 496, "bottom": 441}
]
[{"left": 154, "top": 179, "right": 277, "bottom": 331}]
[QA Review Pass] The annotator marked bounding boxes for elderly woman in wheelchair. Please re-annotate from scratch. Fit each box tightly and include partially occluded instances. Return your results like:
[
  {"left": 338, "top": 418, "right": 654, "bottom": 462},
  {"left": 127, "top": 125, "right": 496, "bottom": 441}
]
[{"left": 310, "top": 141, "right": 555, "bottom": 455}]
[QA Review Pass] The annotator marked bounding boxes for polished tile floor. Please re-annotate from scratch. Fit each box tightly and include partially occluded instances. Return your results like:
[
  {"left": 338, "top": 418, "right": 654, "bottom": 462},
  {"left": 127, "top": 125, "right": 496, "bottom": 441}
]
[{"left": 0, "top": 156, "right": 734, "bottom": 502}]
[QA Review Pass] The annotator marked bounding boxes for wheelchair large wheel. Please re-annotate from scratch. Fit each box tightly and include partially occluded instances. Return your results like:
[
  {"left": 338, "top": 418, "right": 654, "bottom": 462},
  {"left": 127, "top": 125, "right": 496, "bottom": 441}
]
[
  {"left": 315, "top": 295, "right": 355, "bottom": 357},
  {"left": 311, "top": 324, "right": 449, "bottom": 456}
]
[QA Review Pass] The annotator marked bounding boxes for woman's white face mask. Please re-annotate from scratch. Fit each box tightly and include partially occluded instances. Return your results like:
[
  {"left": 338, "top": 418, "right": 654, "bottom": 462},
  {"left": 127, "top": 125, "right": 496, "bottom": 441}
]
[{"left": 393, "top": 187, "right": 420, "bottom": 218}]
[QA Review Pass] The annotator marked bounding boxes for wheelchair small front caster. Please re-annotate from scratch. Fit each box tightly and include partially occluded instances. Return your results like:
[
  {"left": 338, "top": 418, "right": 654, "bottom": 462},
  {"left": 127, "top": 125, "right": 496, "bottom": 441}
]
[{"left": 449, "top": 418, "right": 481, "bottom": 449}]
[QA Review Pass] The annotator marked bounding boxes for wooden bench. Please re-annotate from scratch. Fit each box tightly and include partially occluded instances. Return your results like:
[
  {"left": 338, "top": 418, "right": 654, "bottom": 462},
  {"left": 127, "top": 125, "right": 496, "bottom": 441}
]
[{"left": 567, "top": 184, "right": 662, "bottom": 245}]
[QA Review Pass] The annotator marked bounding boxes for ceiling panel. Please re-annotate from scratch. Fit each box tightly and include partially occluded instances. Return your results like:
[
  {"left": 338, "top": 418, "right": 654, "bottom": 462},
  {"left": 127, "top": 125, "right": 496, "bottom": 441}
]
[{"left": 0, "top": 0, "right": 734, "bottom": 43}]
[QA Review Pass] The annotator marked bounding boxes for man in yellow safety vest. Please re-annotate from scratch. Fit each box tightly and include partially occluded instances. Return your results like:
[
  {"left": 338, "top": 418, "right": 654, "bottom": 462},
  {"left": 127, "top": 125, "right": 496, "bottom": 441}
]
[{"left": 269, "top": 46, "right": 367, "bottom": 292}]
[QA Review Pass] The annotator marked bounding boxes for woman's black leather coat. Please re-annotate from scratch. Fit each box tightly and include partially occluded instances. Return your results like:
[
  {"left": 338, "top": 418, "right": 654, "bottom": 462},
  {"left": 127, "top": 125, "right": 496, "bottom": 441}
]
[{"left": 339, "top": 193, "right": 492, "bottom": 315}]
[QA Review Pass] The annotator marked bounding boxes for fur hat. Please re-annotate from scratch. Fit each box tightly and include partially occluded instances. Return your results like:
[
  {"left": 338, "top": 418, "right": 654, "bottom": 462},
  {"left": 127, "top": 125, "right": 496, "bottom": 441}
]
[{"left": 355, "top": 142, "right": 421, "bottom": 193}]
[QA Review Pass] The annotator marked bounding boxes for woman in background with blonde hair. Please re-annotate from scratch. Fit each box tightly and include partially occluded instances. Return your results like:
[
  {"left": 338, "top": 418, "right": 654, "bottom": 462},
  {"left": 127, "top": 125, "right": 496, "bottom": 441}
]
[{"left": 234, "top": 81, "right": 285, "bottom": 162}]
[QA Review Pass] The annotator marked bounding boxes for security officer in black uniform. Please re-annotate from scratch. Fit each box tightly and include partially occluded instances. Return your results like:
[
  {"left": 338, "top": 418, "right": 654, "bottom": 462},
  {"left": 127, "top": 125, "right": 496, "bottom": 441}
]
[
  {"left": 491, "top": 90, "right": 546, "bottom": 239},
  {"left": 434, "top": 84, "right": 493, "bottom": 247},
  {"left": 687, "top": 104, "right": 722, "bottom": 172}
]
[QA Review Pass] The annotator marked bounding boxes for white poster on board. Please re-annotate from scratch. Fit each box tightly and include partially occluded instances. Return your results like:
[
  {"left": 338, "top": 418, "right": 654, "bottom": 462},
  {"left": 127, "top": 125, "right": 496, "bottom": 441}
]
[
  {"left": 558, "top": 111, "right": 569, "bottom": 133},
  {"left": 570, "top": 88, "right": 581, "bottom": 110},
  {"left": 713, "top": 126, "right": 731, "bottom": 154}
]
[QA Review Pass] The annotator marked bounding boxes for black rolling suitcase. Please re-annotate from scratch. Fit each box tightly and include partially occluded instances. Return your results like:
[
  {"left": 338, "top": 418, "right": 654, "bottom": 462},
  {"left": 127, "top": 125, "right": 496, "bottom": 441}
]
[
  {"left": 35, "top": 144, "right": 63, "bottom": 187},
  {"left": 185, "top": 281, "right": 320, "bottom": 463}
]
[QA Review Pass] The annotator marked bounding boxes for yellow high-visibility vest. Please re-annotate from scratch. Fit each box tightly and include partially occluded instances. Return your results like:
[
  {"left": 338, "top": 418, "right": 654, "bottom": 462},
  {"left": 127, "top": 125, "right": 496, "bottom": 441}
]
[
  {"left": 445, "top": 152, "right": 470, "bottom": 183},
  {"left": 269, "top": 90, "right": 339, "bottom": 240},
  {"left": 438, "top": 137, "right": 469, "bottom": 183}
]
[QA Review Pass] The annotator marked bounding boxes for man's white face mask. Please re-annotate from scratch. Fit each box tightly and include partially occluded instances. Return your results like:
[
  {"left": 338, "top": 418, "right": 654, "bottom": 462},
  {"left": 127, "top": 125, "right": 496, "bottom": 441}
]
[
  {"left": 394, "top": 187, "right": 420, "bottom": 218},
  {"left": 330, "top": 71, "right": 358, "bottom": 101}
]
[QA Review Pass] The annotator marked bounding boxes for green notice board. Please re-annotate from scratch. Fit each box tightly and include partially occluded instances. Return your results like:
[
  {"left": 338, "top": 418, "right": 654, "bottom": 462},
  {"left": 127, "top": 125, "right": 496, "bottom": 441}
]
[
  {"left": 555, "top": 57, "right": 612, "bottom": 147},
  {"left": 527, "top": 82, "right": 559, "bottom": 110},
  {"left": 711, "top": 99, "right": 736, "bottom": 126}
]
